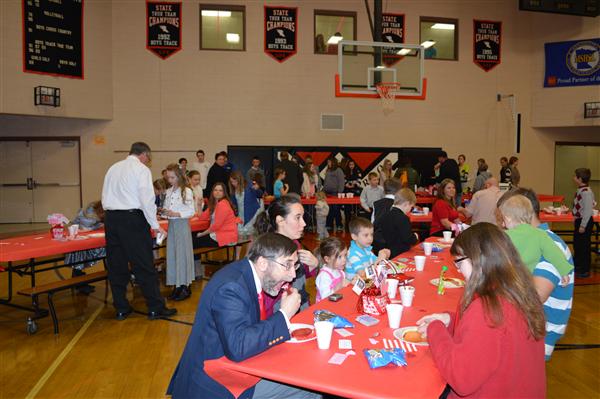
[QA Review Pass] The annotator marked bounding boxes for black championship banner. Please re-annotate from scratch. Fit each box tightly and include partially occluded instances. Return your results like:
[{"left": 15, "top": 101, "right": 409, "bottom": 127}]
[
  {"left": 264, "top": 6, "right": 297, "bottom": 63},
  {"left": 473, "top": 20, "right": 502, "bottom": 72},
  {"left": 381, "top": 13, "right": 405, "bottom": 67},
  {"left": 23, "top": 0, "right": 84, "bottom": 78},
  {"left": 147, "top": 1, "right": 181, "bottom": 59}
]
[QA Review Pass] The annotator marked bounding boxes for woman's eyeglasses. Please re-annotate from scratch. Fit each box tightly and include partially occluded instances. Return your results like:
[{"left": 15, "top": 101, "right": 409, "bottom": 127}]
[
  {"left": 269, "top": 259, "right": 301, "bottom": 271},
  {"left": 453, "top": 256, "right": 469, "bottom": 268}
]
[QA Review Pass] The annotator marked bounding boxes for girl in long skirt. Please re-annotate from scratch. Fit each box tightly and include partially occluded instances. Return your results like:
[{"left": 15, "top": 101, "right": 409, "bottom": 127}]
[{"left": 163, "top": 164, "right": 196, "bottom": 301}]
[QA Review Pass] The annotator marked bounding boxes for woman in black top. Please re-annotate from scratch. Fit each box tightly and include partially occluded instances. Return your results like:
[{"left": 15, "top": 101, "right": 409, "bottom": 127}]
[{"left": 379, "top": 188, "right": 419, "bottom": 258}]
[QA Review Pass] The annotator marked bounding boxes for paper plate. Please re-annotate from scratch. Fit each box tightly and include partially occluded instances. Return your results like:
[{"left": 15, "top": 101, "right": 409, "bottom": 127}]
[
  {"left": 87, "top": 233, "right": 105, "bottom": 238},
  {"left": 430, "top": 277, "right": 465, "bottom": 288},
  {"left": 287, "top": 323, "right": 316, "bottom": 343},
  {"left": 393, "top": 326, "right": 429, "bottom": 346}
]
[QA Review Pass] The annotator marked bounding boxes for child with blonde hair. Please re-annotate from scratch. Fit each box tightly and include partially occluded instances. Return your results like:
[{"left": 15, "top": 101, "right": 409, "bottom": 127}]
[{"left": 498, "top": 194, "right": 573, "bottom": 278}]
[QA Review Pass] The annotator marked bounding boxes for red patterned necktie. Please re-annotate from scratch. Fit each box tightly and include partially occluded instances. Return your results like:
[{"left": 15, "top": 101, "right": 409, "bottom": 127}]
[{"left": 258, "top": 291, "right": 267, "bottom": 321}]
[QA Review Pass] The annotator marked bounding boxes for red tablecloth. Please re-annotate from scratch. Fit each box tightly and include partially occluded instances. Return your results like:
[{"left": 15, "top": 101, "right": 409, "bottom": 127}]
[
  {"left": 0, "top": 217, "right": 209, "bottom": 263},
  {"left": 409, "top": 212, "right": 600, "bottom": 225},
  {"left": 539, "top": 213, "right": 600, "bottom": 223},
  {"left": 207, "top": 239, "right": 463, "bottom": 398},
  {"left": 537, "top": 195, "right": 565, "bottom": 203}
]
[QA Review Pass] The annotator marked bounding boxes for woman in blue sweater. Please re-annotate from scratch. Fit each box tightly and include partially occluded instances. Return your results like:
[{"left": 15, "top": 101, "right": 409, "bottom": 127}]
[{"left": 228, "top": 171, "right": 264, "bottom": 237}]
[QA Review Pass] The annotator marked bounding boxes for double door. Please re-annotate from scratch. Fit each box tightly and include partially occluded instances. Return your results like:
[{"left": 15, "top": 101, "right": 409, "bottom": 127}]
[{"left": 0, "top": 139, "right": 82, "bottom": 223}]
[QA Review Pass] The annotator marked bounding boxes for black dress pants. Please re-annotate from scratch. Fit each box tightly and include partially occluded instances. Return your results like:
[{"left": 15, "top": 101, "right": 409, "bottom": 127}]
[
  {"left": 574, "top": 218, "right": 593, "bottom": 276},
  {"left": 105, "top": 210, "right": 165, "bottom": 313}
]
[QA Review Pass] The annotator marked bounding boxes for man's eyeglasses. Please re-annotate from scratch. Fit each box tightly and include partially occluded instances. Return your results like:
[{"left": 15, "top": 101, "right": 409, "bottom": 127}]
[
  {"left": 453, "top": 256, "right": 469, "bottom": 268},
  {"left": 269, "top": 258, "right": 301, "bottom": 271}
]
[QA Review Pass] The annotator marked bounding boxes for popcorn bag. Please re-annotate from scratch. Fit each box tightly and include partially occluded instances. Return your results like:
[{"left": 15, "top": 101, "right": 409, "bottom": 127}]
[
  {"left": 47, "top": 213, "right": 69, "bottom": 240},
  {"left": 50, "top": 224, "right": 67, "bottom": 240},
  {"left": 356, "top": 285, "right": 390, "bottom": 316}
]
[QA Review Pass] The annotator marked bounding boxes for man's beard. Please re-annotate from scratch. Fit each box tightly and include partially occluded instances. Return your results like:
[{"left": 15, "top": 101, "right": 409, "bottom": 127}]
[{"left": 262, "top": 274, "right": 282, "bottom": 297}]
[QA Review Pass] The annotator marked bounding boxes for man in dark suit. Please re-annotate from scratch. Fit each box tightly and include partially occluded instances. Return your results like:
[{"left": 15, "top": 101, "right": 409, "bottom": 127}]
[
  {"left": 167, "top": 233, "right": 320, "bottom": 399},
  {"left": 205, "top": 152, "right": 230, "bottom": 197},
  {"left": 435, "top": 151, "right": 462, "bottom": 205},
  {"left": 275, "top": 151, "right": 303, "bottom": 195},
  {"left": 372, "top": 178, "right": 402, "bottom": 253}
]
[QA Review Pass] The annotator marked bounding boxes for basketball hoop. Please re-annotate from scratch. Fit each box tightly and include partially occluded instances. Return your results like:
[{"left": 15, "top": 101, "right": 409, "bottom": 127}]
[{"left": 376, "top": 82, "right": 401, "bottom": 115}]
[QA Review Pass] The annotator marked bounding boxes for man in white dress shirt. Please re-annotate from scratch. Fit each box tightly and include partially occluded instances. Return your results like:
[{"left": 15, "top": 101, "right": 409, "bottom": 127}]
[
  {"left": 190, "top": 149, "right": 210, "bottom": 195},
  {"left": 102, "top": 142, "right": 176, "bottom": 320}
]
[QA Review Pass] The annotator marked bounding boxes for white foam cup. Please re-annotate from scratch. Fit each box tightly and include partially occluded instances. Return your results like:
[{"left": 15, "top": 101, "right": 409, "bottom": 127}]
[
  {"left": 423, "top": 242, "right": 433, "bottom": 256},
  {"left": 414, "top": 255, "right": 426, "bottom": 271},
  {"left": 386, "top": 304, "right": 403, "bottom": 329},
  {"left": 399, "top": 286, "right": 415, "bottom": 307},
  {"left": 314, "top": 321, "right": 334, "bottom": 349},
  {"left": 68, "top": 224, "right": 79, "bottom": 238},
  {"left": 386, "top": 278, "right": 399, "bottom": 299},
  {"left": 443, "top": 231, "right": 452, "bottom": 241},
  {"left": 422, "top": 207, "right": 430, "bottom": 215}
]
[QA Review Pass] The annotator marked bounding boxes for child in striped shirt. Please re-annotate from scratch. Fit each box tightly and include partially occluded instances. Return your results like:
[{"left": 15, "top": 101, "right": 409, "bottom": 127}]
[{"left": 345, "top": 217, "right": 390, "bottom": 281}]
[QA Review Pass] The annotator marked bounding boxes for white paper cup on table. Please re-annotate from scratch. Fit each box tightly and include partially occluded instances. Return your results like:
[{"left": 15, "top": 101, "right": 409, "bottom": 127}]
[
  {"left": 593, "top": 209, "right": 599, "bottom": 216},
  {"left": 68, "top": 224, "right": 79, "bottom": 238},
  {"left": 443, "top": 231, "right": 452, "bottom": 241},
  {"left": 399, "top": 286, "right": 415, "bottom": 307},
  {"left": 422, "top": 207, "right": 429, "bottom": 215},
  {"left": 386, "top": 278, "right": 399, "bottom": 299},
  {"left": 423, "top": 242, "right": 433, "bottom": 256},
  {"left": 386, "top": 304, "right": 403, "bottom": 329},
  {"left": 414, "top": 256, "right": 426, "bottom": 271},
  {"left": 314, "top": 321, "right": 334, "bottom": 349}
]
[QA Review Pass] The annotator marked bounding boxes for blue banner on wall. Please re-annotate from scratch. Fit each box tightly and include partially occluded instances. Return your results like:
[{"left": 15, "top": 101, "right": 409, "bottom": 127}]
[{"left": 544, "top": 39, "right": 600, "bottom": 87}]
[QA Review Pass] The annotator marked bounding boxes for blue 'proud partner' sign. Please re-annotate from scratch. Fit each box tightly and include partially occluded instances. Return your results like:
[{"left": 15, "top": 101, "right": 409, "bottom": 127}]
[{"left": 544, "top": 39, "right": 600, "bottom": 87}]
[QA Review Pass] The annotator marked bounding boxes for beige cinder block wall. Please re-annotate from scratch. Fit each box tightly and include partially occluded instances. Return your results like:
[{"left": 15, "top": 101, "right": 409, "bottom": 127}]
[{"left": 1, "top": 0, "right": 599, "bottom": 206}]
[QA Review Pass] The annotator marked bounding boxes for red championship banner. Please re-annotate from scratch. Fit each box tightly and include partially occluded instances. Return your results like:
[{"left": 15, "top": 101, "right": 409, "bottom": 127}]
[
  {"left": 381, "top": 13, "right": 405, "bottom": 67},
  {"left": 264, "top": 6, "right": 297, "bottom": 63},
  {"left": 473, "top": 20, "right": 501, "bottom": 72},
  {"left": 146, "top": 1, "right": 182, "bottom": 59}
]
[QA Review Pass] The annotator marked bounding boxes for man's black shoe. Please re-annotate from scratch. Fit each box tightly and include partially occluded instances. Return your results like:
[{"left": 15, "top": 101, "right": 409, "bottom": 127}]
[
  {"left": 115, "top": 307, "right": 133, "bottom": 321},
  {"left": 148, "top": 307, "right": 177, "bottom": 320}
]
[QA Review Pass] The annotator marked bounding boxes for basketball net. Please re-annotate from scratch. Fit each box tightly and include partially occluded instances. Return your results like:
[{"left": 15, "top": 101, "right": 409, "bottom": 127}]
[{"left": 376, "top": 82, "right": 401, "bottom": 115}]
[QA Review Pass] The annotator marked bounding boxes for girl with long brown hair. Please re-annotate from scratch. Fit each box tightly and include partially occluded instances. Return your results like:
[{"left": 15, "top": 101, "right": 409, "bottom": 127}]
[
  {"left": 163, "top": 163, "right": 196, "bottom": 301},
  {"left": 196, "top": 182, "right": 239, "bottom": 248},
  {"left": 430, "top": 178, "right": 462, "bottom": 237},
  {"left": 417, "top": 223, "right": 546, "bottom": 398}
]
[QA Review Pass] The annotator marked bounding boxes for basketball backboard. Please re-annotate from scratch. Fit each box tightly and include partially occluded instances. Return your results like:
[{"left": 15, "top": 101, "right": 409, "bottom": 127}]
[{"left": 335, "top": 40, "right": 426, "bottom": 100}]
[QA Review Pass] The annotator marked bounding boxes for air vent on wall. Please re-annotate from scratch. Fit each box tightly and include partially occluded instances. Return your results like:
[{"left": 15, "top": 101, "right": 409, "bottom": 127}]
[{"left": 320, "top": 114, "right": 344, "bottom": 131}]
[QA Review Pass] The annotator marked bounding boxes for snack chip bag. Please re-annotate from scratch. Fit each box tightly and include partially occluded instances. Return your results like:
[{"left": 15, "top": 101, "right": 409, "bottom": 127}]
[
  {"left": 363, "top": 348, "right": 407, "bottom": 369},
  {"left": 313, "top": 310, "right": 354, "bottom": 328}
]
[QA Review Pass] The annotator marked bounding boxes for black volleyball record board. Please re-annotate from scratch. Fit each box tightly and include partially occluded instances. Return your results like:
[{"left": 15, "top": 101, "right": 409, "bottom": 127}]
[{"left": 23, "top": 0, "right": 83, "bottom": 78}]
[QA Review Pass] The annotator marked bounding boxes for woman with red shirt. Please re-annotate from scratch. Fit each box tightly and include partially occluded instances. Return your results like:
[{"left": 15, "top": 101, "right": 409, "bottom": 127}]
[
  {"left": 430, "top": 178, "right": 461, "bottom": 237},
  {"left": 196, "top": 183, "right": 240, "bottom": 247},
  {"left": 417, "top": 223, "right": 546, "bottom": 399}
]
